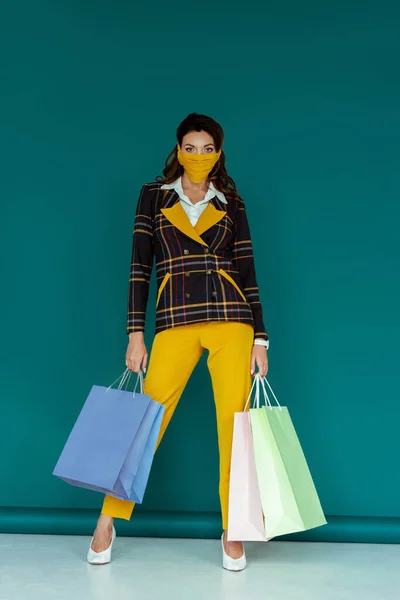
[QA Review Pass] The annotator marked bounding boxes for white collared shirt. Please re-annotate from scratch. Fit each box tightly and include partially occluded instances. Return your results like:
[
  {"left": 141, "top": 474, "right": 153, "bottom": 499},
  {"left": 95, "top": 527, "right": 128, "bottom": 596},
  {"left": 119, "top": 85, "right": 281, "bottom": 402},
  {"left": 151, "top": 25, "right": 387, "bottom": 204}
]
[{"left": 161, "top": 176, "right": 227, "bottom": 226}]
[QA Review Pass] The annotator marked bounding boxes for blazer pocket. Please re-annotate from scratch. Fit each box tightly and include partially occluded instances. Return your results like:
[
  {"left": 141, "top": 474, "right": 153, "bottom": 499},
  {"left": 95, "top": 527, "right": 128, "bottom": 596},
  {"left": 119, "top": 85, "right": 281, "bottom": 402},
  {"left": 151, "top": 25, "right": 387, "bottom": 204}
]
[
  {"left": 156, "top": 272, "right": 171, "bottom": 308},
  {"left": 218, "top": 268, "right": 247, "bottom": 303}
]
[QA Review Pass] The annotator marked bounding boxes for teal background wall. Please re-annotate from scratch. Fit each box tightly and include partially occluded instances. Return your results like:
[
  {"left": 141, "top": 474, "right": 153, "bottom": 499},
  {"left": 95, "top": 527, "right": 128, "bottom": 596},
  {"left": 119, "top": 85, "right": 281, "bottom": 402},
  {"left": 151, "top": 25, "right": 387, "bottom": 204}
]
[{"left": 1, "top": 1, "right": 399, "bottom": 538}]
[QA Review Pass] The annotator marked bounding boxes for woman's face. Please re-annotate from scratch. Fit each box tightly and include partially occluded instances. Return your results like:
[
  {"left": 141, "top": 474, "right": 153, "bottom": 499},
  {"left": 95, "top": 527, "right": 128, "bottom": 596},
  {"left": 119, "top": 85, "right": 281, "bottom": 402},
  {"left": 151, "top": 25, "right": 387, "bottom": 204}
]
[{"left": 180, "top": 130, "right": 217, "bottom": 154}]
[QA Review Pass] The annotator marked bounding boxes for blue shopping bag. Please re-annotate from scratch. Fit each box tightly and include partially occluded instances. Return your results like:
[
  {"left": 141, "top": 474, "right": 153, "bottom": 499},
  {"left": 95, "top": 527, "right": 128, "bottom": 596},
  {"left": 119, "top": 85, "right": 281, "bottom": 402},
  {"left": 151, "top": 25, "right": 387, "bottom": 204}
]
[{"left": 52, "top": 369, "right": 164, "bottom": 503}]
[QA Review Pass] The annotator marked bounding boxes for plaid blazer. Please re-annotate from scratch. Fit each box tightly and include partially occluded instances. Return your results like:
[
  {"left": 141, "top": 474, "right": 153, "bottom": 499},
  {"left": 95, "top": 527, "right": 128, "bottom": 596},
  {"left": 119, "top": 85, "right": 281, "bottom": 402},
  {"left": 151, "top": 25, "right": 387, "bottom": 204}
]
[{"left": 127, "top": 182, "right": 268, "bottom": 340}]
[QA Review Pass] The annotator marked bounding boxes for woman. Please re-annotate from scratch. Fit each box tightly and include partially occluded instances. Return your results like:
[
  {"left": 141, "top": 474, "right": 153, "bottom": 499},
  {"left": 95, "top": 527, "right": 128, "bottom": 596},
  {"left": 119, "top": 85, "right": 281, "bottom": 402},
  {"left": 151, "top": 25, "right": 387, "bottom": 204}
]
[{"left": 87, "top": 113, "right": 269, "bottom": 571}]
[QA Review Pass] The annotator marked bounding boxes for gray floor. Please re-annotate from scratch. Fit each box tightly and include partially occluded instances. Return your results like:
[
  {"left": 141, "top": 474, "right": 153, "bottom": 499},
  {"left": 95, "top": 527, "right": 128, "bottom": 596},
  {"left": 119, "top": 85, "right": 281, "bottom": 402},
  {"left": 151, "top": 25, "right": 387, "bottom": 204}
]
[{"left": 0, "top": 534, "right": 399, "bottom": 600}]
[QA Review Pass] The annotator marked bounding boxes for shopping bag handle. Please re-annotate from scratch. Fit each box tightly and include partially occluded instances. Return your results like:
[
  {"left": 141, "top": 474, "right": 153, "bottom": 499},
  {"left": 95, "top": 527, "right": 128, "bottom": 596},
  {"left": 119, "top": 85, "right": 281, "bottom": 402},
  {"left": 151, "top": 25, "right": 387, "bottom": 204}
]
[
  {"left": 132, "top": 369, "right": 144, "bottom": 397},
  {"left": 244, "top": 374, "right": 259, "bottom": 411},
  {"left": 105, "top": 368, "right": 144, "bottom": 397},
  {"left": 244, "top": 373, "right": 282, "bottom": 411},
  {"left": 259, "top": 375, "right": 282, "bottom": 411}
]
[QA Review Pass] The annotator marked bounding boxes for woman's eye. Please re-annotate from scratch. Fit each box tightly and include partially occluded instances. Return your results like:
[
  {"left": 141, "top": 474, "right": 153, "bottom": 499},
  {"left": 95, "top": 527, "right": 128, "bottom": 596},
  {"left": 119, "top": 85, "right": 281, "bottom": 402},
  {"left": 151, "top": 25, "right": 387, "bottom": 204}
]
[{"left": 183, "top": 146, "right": 214, "bottom": 153}]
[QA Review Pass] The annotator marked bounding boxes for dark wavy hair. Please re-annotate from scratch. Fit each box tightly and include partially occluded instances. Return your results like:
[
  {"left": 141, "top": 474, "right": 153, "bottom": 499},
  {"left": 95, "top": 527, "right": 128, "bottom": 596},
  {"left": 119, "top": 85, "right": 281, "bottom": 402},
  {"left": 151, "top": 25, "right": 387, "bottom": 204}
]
[{"left": 155, "top": 113, "right": 241, "bottom": 201}]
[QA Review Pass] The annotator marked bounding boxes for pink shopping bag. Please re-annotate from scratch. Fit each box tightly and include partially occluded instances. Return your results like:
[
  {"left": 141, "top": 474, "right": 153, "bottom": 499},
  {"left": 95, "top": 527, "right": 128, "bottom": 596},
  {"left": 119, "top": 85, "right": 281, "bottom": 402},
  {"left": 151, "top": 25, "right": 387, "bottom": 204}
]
[{"left": 227, "top": 411, "right": 269, "bottom": 542}]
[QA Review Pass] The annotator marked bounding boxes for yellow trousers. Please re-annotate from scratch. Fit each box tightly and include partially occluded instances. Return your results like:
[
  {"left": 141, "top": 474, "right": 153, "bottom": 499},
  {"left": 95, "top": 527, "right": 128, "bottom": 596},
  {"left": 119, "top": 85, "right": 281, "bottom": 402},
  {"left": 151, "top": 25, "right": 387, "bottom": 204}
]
[{"left": 101, "top": 321, "right": 254, "bottom": 530}]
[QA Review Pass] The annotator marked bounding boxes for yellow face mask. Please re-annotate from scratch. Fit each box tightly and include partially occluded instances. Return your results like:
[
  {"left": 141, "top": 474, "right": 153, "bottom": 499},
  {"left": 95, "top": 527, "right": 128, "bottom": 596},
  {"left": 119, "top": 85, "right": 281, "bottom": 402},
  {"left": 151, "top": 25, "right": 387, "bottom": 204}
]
[{"left": 177, "top": 143, "right": 222, "bottom": 183}]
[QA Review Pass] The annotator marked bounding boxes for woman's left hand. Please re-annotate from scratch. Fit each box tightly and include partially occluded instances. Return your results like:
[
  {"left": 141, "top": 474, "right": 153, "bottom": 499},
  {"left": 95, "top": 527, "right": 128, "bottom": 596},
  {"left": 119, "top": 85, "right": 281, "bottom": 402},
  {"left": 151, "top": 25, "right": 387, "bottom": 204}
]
[{"left": 250, "top": 345, "right": 268, "bottom": 378}]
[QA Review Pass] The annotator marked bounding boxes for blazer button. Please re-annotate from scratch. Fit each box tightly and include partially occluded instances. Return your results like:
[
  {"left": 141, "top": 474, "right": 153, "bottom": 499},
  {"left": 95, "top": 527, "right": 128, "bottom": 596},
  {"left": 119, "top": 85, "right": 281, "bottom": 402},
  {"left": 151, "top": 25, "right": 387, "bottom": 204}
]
[
  {"left": 206, "top": 270, "right": 212, "bottom": 275},
  {"left": 204, "top": 247, "right": 209, "bottom": 253},
  {"left": 185, "top": 271, "right": 191, "bottom": 277},
  {"left": 183, "top": 249, "right": 190, "bottom": 255},
  {"left": 185, "top": 292, "right": 191, "bottom": 298},
  {"left": 212, "top": 291, "right": 218, "bottom": 297}
]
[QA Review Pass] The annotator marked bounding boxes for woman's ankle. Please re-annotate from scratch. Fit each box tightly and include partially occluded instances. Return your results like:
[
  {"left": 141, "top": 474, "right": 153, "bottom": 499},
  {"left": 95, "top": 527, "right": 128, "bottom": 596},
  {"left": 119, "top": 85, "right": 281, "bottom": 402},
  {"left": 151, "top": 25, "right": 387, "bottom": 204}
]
[{"left": 97, "top": 513, "right": 114, "bottom": 529}]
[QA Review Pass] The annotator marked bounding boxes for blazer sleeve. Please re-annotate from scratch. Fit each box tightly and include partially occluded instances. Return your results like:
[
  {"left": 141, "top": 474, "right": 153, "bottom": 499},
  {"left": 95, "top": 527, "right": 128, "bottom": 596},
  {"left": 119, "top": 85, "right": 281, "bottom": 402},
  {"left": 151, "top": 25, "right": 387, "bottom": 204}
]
[
  {"left": 232, "top": 197, "right": 268, "bottom": 341},
  {"left": 126, "top": 184, "right": 154, "bottom": 335}
]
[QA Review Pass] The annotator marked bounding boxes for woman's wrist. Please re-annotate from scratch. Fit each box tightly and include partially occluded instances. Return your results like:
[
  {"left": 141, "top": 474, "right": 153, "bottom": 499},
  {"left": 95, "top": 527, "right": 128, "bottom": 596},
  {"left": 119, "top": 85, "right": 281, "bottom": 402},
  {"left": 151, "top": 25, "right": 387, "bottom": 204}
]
[
  {"left": 253, "top": 338, "right": 269, "bottom": 349},
  {"left": 129, "top": 331, "right": 144, "bottom": 341}
]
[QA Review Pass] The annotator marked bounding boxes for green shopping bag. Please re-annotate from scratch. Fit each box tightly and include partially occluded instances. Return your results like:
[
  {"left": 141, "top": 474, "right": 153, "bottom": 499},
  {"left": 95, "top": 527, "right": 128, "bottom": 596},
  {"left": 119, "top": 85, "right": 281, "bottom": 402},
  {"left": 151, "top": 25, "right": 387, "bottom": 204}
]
[{"left": 248, "top": 375, "right": 327, "bottom": 539}]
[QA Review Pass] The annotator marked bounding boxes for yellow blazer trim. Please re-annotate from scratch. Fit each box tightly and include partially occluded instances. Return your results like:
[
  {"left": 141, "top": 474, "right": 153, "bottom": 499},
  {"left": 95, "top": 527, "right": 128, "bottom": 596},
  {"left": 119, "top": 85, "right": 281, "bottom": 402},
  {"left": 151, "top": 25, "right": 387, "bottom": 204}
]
[
  {"left": 161, "top": 202, "right": 226, "bottom": 246},
  {"left": 156, "top": 272, "right": 171, "bottom": 307},
  {"left": 218, "top": 268, "right": 247, "bottom": 303},
  {"left": 161, "top": 204, "right": 207, "bottom": 246},
  {"left": 194, "top": 203, "right": 227, "bottom": 236}
]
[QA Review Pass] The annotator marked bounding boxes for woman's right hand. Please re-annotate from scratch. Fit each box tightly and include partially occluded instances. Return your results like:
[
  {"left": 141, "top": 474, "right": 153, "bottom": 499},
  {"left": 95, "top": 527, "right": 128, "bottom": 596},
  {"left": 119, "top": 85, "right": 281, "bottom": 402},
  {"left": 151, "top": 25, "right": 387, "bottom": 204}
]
[{"left": 126, "top": 332, "right": 148, "bottom": 373}]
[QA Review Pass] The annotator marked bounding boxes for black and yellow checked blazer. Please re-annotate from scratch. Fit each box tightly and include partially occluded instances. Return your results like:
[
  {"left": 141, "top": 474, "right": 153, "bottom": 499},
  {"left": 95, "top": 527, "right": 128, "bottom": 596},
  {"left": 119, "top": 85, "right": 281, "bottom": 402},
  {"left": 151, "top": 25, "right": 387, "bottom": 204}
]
[{"left": 127, "top": 182, "right": 268, "bottom": 340}]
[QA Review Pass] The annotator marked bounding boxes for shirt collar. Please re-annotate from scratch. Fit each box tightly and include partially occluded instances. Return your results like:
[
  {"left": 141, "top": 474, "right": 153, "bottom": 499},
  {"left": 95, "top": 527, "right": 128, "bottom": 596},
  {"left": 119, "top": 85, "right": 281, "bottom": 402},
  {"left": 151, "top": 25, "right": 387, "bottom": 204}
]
[{"left": 161, "top": 176, "right": 227, "bottom": 205}]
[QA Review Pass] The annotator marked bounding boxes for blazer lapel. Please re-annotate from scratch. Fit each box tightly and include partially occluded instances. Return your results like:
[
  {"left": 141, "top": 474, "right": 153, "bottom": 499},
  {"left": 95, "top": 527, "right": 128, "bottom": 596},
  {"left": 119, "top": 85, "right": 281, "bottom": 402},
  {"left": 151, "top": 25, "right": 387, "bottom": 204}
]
[
  {"left": 161, "top": 201, "right": 208, "bottom": 247},
  {"left": 194, "top": 202, "right": 227, "bottom": 236}
]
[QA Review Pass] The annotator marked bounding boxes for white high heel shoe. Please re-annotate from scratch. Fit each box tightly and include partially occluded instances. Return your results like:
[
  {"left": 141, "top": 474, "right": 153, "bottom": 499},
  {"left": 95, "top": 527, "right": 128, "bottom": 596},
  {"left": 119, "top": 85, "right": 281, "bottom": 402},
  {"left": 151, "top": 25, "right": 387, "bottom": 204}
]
[
  {"left": 221, "top": 532, "right": 247, "bottom": 571},
  {"left": 87, "top": 526, "right": 116, "bottom": 565}
]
